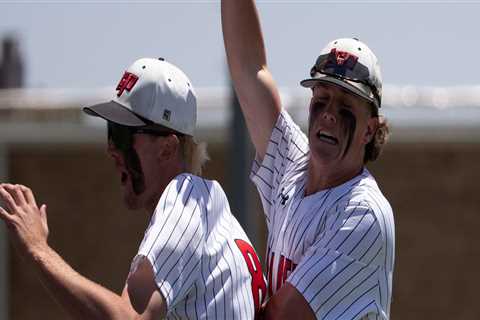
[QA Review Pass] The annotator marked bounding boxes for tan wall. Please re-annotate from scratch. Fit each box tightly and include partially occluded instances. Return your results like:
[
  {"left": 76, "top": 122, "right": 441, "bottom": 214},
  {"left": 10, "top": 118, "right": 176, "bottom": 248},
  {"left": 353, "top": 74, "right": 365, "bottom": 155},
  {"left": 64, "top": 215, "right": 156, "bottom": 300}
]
[
  {"left": 6, "top": 141, "right": 480, "bottom": 319},
  {"left": 367, "top": 142, "right": 480, "bottom": 320}
]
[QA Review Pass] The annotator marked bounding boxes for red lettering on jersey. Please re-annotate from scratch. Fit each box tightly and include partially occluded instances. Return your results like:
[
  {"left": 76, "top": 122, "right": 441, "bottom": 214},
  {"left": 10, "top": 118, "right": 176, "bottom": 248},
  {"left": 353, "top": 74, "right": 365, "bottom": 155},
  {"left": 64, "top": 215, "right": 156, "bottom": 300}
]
[
  {"left": 266, "top": 248, "right": 298, "bottom": 293},
  {"left": 116, "top": 72, "right": 139, "bottom": 97},
  {"left": 276, "top": 255, "right": 286, "bottom": 291},
  {"left": 235, "top": 239, "right": 267, "bottom": 317}
]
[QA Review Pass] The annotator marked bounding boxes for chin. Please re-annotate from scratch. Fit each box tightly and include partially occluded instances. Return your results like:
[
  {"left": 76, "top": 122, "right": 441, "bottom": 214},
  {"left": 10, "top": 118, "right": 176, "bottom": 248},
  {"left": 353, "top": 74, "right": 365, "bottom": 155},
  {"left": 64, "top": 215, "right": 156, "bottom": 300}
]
[{"left": 310, "top": 144, "right": 341, "bottom": 164}]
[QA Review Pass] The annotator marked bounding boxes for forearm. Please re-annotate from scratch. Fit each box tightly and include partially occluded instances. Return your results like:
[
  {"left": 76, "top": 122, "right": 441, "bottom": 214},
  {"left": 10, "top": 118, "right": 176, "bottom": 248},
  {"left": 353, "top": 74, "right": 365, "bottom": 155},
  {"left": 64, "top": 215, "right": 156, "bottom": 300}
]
[
  {"left": 221, "top": 0, "right": 267, "bottom": 78},
  {"left": 28, "top": 244, "right": 134, "bottom": 320},
  {"left": 264, "top": 283, "right": 316, "bottom": 320},
  {"left": 221, "top": 0, "right": 281, "bottom": 157}
]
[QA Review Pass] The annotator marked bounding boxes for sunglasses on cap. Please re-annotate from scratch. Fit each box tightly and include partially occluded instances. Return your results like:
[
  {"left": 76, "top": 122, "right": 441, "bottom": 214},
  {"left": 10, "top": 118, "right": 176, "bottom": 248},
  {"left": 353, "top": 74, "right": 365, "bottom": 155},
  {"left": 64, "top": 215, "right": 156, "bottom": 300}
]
[
  {"left": 107, "top": 122, "right": 180, "bottom": 152},
  {"left": 310, "top": 49, "right": 381, "bottom": 108}
]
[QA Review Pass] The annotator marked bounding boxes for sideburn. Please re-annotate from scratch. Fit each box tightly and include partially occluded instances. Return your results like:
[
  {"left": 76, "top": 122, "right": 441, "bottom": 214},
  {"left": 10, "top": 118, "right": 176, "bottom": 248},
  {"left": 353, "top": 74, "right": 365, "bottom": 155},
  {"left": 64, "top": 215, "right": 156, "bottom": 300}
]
[
  {"left": 123, "top": 147, "right": 146, "bottom": 195},
  {"left": 341, "top": 113, "right": 357, "bottom": 159},
  {"left": 307, "top": 113, "right": 313, "bottom": 136}
]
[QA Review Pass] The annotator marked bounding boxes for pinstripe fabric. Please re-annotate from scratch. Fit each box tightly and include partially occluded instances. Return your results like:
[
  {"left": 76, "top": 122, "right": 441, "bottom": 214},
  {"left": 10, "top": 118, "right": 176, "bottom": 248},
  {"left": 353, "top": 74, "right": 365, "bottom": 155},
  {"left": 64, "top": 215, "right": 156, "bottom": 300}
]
[
  {"left": 250, "top": 110, "right": 395, "bottom": 320},
  {"left": 131, "top": 174, "right": 260, "bottom": 319}
]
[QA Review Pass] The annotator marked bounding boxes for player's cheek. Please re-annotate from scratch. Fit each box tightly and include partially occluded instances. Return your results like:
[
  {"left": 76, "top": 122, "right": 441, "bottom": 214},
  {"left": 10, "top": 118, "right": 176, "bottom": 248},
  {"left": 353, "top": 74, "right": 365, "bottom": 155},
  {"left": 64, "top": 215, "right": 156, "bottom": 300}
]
[{"left": 340, "top": 115, "right": 357, "bottom": 158}]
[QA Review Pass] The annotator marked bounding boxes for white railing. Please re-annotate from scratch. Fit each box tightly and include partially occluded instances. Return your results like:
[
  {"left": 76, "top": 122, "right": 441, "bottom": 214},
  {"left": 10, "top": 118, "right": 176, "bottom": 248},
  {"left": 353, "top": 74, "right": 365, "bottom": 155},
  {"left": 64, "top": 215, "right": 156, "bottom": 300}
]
[{"left": 1, "top": 86, "right": 480, "bottom": 143}]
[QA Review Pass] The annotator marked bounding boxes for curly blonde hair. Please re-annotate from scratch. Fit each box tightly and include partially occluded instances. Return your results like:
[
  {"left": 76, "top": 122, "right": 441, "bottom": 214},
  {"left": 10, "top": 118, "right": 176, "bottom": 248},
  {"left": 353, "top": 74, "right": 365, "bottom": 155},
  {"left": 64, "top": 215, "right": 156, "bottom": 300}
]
[{"left": 364, "top": 115, "right": 390, "bottom": 163}]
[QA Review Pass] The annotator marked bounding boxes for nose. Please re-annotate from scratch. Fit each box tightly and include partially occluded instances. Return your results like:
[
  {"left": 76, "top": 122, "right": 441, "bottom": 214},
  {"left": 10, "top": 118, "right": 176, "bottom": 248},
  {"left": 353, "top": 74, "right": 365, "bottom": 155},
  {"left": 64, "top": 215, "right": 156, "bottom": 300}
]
[
  {"left": 322, "top": 103, "right": 337, "bottom": 125},
  {"left": 322, "top": 111, "right": 336, "bottom": 124}
]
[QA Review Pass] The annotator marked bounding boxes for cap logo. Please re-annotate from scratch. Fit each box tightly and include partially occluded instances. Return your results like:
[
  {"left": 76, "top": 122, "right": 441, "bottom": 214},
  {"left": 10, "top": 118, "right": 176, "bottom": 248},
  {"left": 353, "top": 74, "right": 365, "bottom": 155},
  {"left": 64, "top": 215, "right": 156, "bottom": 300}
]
[
  {"left": 163, "top": 110, "right": 171, "bottom": 121},
  {"left": 116, "top": 72, "right": 139, "bottom": 97},
  {"left": 331, "top": 48, "right": 358, "bottom": 66},
  {"left": 323, "top": 48, "right": 358, "bottom": 77}
]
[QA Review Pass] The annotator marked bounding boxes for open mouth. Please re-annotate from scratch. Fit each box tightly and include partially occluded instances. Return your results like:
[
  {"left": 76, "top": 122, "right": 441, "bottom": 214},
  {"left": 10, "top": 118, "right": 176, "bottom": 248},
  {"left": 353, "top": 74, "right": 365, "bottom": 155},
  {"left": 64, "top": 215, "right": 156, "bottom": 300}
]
[{"left": 316, "top": 131, "right": 339, "bottom": 145}]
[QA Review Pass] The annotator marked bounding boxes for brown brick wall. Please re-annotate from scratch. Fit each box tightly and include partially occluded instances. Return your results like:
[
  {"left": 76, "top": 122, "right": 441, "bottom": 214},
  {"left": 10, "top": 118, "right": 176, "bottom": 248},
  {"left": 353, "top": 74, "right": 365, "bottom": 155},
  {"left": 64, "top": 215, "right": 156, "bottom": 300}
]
[{"left": 6, "top": 141, "right": 480, "bottom": 319}]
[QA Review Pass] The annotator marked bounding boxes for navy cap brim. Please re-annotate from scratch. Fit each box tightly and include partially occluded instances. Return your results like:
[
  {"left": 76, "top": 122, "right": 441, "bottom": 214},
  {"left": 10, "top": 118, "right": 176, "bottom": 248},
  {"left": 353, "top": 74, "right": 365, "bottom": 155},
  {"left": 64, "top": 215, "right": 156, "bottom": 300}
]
[
  {"left": 83, "top": 100, "right": 147, "bottom": 127},
  {"left": 300, "top": 76, "right": 379, "bottom": 108}
]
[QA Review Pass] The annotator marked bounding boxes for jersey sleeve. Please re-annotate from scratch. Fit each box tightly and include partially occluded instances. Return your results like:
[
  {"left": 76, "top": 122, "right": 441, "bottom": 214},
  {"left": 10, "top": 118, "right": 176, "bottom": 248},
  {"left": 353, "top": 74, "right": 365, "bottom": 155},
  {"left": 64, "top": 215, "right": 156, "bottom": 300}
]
[
  {"left": 130, "top": 174, "right": 205, "bottom": 310},
  {"left": 250, "top": 110, "right": 309, "bottom": 220},
  {"left": 287, "top": 202, "right": 386, "bottom": 320}
]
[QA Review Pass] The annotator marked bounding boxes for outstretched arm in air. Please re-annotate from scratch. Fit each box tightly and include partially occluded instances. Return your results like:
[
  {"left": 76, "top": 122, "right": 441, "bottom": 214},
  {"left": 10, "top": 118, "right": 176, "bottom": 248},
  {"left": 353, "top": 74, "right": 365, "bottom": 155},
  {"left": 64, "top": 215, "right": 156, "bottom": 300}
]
[{"left": 221, "top": 0, "right": 282, "bottom": 159}]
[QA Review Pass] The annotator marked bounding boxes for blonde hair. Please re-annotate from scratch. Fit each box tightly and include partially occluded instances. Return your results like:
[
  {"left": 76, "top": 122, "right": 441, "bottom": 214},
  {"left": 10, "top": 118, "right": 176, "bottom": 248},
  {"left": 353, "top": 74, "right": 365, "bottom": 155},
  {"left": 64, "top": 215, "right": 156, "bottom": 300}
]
[
  {"left": 180, "top": 136, "right": 209, "bottom": 176},
  {"left": 364, "top": 115, "right": 390, "bottom": 163}
]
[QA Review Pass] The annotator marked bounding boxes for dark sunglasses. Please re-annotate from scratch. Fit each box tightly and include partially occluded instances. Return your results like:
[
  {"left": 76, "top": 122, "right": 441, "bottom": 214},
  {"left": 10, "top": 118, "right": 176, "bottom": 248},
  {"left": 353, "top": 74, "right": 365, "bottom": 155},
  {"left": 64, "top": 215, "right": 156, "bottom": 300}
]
[
  {"left": 311, "top": 49, "right": 380, "bottom": 105},
  {"left": 107, "top": 122, "right": 178, "bottom": 152},
  {"left": 312, "top": 49, "right": 369, "bottom": 83}
]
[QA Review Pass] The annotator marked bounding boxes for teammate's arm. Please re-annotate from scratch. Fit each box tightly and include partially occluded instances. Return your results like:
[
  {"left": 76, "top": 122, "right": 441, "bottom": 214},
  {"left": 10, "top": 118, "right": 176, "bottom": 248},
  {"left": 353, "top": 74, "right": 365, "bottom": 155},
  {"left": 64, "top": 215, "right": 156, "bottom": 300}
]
[
  {"left": 0, "top": 183, "right": 165, "bottom": 320},
  {"left": 124, "top": 257, "right": 167, "bottom": 319},
  {"left": 264, "top": 283, "right": 315, "bottom": 320},
  {"left": 221, "top": 0, "right": 282, "bottom": 159},
  {"left": 23, "top": 244, "right": 137, "bottom": 320}
]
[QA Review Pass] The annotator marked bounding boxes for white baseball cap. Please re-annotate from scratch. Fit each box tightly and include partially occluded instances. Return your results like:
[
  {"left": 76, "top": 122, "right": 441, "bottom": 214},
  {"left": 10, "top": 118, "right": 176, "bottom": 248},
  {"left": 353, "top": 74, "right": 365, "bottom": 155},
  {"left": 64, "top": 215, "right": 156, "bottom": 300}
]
[
  {"left": 301, "top": 38, "right": 382, "bottom": 109},
  {"left": 84, "top": 57, "right": 197, "bottom": 136}
]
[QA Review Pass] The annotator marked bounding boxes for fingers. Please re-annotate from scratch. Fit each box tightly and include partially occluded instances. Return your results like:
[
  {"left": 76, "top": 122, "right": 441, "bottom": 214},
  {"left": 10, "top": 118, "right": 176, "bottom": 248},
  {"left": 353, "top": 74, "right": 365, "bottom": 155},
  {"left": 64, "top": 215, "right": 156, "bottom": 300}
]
[
  {"left": 19, "top": 185, "right": 37, "bottom": 207},
  {"left": 0, "top": 185, "right": 18, "bottom": 212},
  {"left": 0, "top": 206, "right": 16, "bottom": 227},
  {"left": 0, "top": 183, "right": 39, "bottom": 206},
  {"left": 2, "top": 183, "right": 29, "bottom": 207},
  {"left": 40, "top": 204, "right": 49, "bottom": 235},
  {"left": 40, "top": 204, "right": 48, "bottom": 220}
]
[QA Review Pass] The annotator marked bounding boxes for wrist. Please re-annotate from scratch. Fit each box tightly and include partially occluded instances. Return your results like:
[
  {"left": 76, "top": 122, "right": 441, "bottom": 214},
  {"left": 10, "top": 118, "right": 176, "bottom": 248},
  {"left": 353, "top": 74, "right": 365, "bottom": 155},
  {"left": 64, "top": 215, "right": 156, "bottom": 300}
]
[{"left": 26, "top": 241, "right": 51, "bottom": 263}]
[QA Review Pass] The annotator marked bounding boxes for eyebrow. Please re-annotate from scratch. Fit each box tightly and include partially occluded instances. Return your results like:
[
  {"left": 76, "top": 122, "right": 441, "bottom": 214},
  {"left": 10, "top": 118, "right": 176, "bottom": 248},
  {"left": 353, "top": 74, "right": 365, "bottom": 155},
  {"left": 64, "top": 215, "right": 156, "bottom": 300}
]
[
  {"left": 313, "top": 87, "right": 358, "bottom": 109},
  {"left": 340, "top": 101, "right": 354, "bottom": 109}
]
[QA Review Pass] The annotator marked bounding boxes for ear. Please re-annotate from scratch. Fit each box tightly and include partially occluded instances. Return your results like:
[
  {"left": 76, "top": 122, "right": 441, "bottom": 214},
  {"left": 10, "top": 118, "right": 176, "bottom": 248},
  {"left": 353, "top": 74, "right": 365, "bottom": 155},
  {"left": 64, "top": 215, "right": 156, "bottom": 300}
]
[
  {"left": 363, "top": 117, "right": 379, "bottom": 145},
  {"left": 156, "top": 134, "right": 180, "bottom": 161}
]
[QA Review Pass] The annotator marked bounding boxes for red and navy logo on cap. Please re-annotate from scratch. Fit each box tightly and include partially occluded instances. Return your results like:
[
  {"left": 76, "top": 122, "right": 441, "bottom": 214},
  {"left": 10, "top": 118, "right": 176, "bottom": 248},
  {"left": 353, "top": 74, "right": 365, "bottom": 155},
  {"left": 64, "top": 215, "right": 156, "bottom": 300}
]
[
  {"left": 116, "top": 72, "right": 139, "bottom": 97},
  {"left": 323, "top": 48, "right": 358, "bottom": 76}
]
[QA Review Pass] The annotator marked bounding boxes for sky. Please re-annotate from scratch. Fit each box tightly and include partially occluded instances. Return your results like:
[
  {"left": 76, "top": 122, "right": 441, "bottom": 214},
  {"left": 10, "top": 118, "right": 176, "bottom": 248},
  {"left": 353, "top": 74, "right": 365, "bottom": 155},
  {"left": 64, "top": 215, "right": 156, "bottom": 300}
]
[{"left": 0, "top": 1, "right": 479, "bottom": 90}]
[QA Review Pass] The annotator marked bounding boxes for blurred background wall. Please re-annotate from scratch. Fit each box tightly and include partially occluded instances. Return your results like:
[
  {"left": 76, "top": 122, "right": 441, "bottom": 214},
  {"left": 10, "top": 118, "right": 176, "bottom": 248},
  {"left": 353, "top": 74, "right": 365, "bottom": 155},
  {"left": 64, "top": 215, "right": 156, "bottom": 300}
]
[{"left": 1, "top": 8, "right": 480, "bottom": 318}]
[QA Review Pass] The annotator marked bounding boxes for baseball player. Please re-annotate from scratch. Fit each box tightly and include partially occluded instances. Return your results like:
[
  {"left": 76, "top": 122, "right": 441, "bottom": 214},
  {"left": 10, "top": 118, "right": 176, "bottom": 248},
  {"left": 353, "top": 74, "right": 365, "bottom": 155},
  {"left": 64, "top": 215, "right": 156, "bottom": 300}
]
[
  {"left": 0, "top": 58, "right": 266, "bottom": 319},
  {"left": 221, "top": 1, "right": 395, "bottom": 319}
]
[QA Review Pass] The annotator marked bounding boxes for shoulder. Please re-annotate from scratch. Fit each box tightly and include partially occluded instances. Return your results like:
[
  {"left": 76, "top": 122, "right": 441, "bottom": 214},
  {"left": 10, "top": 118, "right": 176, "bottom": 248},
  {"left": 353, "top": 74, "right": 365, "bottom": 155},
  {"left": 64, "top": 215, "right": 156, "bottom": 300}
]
[
  {"left": 333, "top": 170, "right": 395, "bottom": 257},
  {"left": 165, "top": 173, "right": 212, "bottom": 195},
  {"left": 333, "top": 172, "right": 394, "bottom": 237},
  {"left": 327, "top": 197, "right": 376, "bottom": 231},
  {"left": 324, "top": 169, "right": 394, "bottom": 237},
  {"left": 155, "top": 174, "right": 209, "bottom": 212},
  {"left": 346, "top": 169, "right": 393, "bottom": 214},
  {"left": 179, "top": 174, "right": 225, "bottom": 197},
  {"left": 275, "top": 109, "right": 306, "bottom": 138},
  {"left": 171, "top": 174, "right": 230, "bottom": 207},
  {"left": 164, "top": 173, "right": 195, "bottom": 192}
]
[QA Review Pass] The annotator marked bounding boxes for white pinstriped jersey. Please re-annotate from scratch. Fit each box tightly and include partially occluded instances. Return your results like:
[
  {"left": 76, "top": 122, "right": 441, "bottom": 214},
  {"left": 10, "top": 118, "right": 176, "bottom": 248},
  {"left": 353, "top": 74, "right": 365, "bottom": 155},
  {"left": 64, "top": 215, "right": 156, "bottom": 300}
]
[
  {"left": 250, "top": 110, "right": 395, "bottom": 320},
  {"left": 130, "top": 173, "right": 266, "bottom": 319}
]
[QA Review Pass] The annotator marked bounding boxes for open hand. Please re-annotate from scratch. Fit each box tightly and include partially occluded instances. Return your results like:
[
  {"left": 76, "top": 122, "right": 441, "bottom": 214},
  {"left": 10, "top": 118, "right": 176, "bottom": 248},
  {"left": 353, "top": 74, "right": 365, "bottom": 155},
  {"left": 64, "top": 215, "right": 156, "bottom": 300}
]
[{"left": 0, "top": 183, "right": 49, "bottom": 255}]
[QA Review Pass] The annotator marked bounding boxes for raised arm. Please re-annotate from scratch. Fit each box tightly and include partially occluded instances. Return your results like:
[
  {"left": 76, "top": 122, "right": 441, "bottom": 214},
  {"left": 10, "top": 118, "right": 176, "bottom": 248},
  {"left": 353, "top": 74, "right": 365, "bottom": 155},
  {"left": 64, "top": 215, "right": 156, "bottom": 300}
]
[{"left": 221, "top": 0, "right": 282, "bottom": 159}]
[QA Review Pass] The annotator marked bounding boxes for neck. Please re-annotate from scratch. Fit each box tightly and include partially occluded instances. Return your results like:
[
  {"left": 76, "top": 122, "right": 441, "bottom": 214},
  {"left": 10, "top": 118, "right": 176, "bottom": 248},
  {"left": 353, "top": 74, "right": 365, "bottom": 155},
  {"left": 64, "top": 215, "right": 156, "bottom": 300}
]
[
  {"left": 144, "top": 165, "right": 184, "bottom": 215},
  {"left": 305, "top": 159, "right": 363, "bottom": 196}
]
